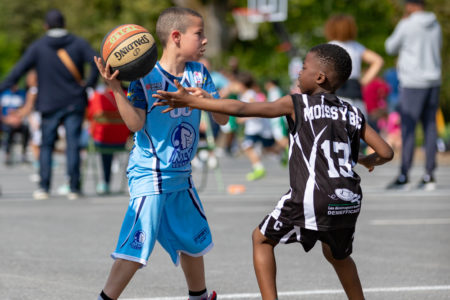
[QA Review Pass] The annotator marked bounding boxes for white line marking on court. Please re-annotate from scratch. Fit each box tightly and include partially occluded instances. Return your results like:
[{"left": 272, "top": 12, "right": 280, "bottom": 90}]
[
  {"left": 370, "top": 218, "right": 450, "bottom": 225},
  {"left": 122, "top": 285, "right": 450, "bottom": 300}
]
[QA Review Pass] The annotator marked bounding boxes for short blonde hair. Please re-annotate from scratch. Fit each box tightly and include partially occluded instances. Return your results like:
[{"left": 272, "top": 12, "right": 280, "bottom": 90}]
[{"left": 324, "top": 14, "right": 357, "bottom": 42}]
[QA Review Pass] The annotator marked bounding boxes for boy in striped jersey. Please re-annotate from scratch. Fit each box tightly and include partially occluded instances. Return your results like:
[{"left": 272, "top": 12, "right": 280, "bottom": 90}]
[
  {"left": 94, "top": 7, "right": 228, "bottom": 300},
  {"left": 154, "top": 43, "right": 394, "bottom": 300}
]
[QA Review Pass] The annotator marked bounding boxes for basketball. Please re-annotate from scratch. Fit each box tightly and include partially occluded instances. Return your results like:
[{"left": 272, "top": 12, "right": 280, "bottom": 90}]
[{"left": 100, "top": 24, "right": 157, "bottom": 81}]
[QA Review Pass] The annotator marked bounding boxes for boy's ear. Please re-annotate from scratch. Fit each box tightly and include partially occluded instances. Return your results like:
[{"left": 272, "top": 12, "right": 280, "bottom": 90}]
[
  {"left": 316, "top": 71, "right": 326, "bottom": 84},
  {"left": 171, "top": 30, "right": 181, "bottom": 44}
]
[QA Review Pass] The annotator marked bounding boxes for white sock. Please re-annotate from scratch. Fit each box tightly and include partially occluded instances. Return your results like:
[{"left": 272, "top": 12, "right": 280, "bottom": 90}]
[{"left": 252, "top": 162, "right": 264, "bottom": 170}]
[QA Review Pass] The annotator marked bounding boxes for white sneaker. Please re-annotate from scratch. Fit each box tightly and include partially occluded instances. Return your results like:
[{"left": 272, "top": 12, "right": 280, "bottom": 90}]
[
  {"left": 33, "top": 189, "right": 49, "bottom": 200},
  {"left": 57, "top": 183, "right": 70, "bottom": 195},
  {"left": 67, "top": 192, "right": 80, "bottom": 200}
]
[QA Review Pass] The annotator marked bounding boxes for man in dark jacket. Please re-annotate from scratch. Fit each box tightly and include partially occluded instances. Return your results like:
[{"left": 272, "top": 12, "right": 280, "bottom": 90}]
[{"left": 0, "top": 9, "right": 99, "bottom": 200}]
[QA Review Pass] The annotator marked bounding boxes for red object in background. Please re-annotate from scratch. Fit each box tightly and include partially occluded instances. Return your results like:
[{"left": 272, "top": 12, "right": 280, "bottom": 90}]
[
  {"left": 87, "top": 90, "right": 130, "bottom": 145},
  {"left": 362, "top": 78, "right": 390, "bottom": 114}
]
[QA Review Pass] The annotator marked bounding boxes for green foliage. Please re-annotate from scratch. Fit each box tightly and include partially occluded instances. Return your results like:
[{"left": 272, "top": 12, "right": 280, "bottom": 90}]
[
  {"left": 0, "top": 34, "right": 21, "bottom": 78},
  {"left": 0, "top": 0, "right": 448, "bottom": 121}
]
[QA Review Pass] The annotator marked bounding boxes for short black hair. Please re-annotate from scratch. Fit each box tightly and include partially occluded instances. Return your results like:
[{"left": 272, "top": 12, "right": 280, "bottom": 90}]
[
  {"left": 309, "top": 43, "right": 352, "bottom": 87},
  {"left": 45, "top": 9, "right": 65, "bottom": 29},
  {"left": 236, "top": 71, "right": 255, "bottom": 89}
]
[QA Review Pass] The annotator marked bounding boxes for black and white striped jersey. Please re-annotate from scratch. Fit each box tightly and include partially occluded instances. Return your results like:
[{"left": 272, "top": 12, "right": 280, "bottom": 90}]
[{"left": 271, "top": 93, "right": 365, "bottom": 231}]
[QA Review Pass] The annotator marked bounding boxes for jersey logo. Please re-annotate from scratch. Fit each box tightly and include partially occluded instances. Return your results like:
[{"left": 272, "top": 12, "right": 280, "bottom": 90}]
[
  {"left": 193, "top": 71, "right": 203, "bottom": 87},
  {"left": 169, "top": 107, "right": 192, "bottom": 118},
  {"left": 169, "top": 122, "right": 196, "bottom": 168},
  {"left": 334, "top": 188, "right": 361, "bottom": 205},
  {"left": 145, "top": 82, "right": 162, "bottom": 91}
]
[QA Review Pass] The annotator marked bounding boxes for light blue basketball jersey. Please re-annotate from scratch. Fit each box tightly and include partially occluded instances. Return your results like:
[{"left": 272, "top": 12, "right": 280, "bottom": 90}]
[{"left": 126, "top": 61, "right": 220, "bottom": 197}]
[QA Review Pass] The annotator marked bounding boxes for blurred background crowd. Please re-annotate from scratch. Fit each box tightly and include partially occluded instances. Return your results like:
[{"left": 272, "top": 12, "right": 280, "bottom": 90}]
[{"left": 0, "top": 0, "right": 449, "bottom": 197}]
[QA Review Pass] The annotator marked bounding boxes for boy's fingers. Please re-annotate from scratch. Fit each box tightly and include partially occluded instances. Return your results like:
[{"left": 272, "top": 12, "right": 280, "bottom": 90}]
[
  {"left": 162, "top": 107, "right": 174, "bottom": 113},
  {"left": 154, "top": 90, "right": 177, "bottom": 99},
  {"left": 111, "top": 69, "right": 120, "bottom": 79},
  {"left": 152, "top": 101, "right": 168, "bottom": 107},
  {"left": 174, "top": 79, "right": 185, "bottom": 91}
]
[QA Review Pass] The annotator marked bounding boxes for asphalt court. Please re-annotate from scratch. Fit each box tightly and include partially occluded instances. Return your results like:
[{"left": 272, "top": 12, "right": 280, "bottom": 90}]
[{"left": 0, "top": 150, "right": 449, "bottom": 299}]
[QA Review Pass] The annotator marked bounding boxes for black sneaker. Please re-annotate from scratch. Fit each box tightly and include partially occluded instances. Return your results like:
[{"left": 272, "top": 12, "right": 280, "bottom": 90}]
[
  {"left": 417, "top": 174, "right": 436, "bottom": 191},
  {"left": 386, "top": 174, "right": 410, "bottom": 190}
]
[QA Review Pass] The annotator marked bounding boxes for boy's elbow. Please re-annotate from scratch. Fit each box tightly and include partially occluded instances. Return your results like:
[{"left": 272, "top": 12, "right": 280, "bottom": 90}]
[
  {"left": 127, "top": 122, "right": 144, "bottom": 133},
  {"left": 382, "top": 147, "right": 394, "bottom": 162}
]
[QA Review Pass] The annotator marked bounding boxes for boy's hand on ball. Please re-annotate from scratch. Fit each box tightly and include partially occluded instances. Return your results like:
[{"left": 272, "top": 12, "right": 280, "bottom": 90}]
[{"left": 94, "top": 56, "right": 121, "bottom": 88}]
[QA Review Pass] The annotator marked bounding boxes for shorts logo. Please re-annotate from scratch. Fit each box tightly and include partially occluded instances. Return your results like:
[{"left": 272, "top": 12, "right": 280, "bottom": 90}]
[
  {"left": 273, "top": 221, "right": 283, "bottom": 231},
  {"left": 169, "top": 122, "right": 196, "bottom": 168},
  {"left": 193, "top": 227, "right": 209, "bottom": 244},
  {"left": 334, "top": 188, "right": 361, "bottom": 205},
  {"left": 130, "top": 230, "right": 146, "bottom": 249}
]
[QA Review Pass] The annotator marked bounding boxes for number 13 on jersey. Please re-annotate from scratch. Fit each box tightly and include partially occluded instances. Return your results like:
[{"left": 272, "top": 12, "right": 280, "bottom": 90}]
[{"left": 321, "top": 139, "right": 353, "bottom": 178}]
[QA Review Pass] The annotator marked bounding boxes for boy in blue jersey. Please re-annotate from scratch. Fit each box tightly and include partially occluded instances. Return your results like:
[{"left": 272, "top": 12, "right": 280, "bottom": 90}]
[{"left": 94, "top": 7, "right": 228, "bottom": 300}]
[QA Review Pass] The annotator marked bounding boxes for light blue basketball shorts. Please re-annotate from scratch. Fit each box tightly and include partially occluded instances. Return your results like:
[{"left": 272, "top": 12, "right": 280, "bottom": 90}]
[{"left": 111, "top": 188, "right": 214, "bottom": 266}]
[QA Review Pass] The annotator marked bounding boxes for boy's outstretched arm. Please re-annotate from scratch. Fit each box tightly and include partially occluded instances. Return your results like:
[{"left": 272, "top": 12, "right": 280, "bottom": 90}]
[
  {"left": 184, "top": 86, "right": 229, "bottom": 125},
  {"left": 153, "top": 80, "right": 294, "bottom": 119},
  {"left": 358, "top": 123, "right": 394, "bottom": 171},
  {"left": 94, "top": 56, "right": 146, "bottom": 132}
]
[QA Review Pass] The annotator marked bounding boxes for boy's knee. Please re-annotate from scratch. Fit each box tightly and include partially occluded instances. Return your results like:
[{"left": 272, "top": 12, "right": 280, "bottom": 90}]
[
  {"left": 252, "top": 227, "right": 277, "bottom": 247},
  {"left": 252, "top": 227, "right": 262, "bottom": 244}
]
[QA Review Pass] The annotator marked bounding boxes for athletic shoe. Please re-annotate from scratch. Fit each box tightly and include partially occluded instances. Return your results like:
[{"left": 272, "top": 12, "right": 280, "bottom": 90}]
[
  {"left": 57, "top": 183, "right": 70, "bottom": 195},
  {"left": 417, "top": 174, "right": 436, "bottom": 191},
  {"left": 386, "top": 174, "right": 410, "bottom": 190},
  {"left": 280, "top": 147, "right": 289, "bottom": 167},
  {"left": 96, "top": 182, "right": 110, "bottom": 195},
  {"left": 246, "top": 167, "right": 266, "bottom": 181},
  {"left": 189, "top": 291, "right": 217, "bottom": 300},
  {"left": 33, "top": 189, "right": 49, "bottom": 200},
  {"left": 67, "top": 192, "right": 80, "bottom": 200},
  {"left": 206, "top": 291, "right": 217, "bottom": 300}
]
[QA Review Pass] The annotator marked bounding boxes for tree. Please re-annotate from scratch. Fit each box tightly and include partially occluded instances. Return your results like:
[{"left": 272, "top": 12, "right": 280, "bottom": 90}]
[{"left": 0, "top": 0, "right": 448, "bottom": 121}]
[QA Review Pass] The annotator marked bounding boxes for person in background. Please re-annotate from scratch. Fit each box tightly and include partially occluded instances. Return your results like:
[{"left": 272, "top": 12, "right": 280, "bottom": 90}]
[
  {"left": 325, "top": 14, "right": 384, "bottom": 116},
  {"left": 385, "top": 0, "right": 442, "bottom": 190},
  {"left": 362, "top": 77, "right": 390, "bottom": 133},
  {"left": 0, "top": 83, "right": 30, "bottom": 165},
  {"left": 0, "top": 9, "right": 99, "bottom": 200},
  {"left": 265, "top": 79, "right": 289, "bottom": 165},
  {"left": 87, "top": 83, "right": 130, "bottom": 195},
  {"left": 236, "top": 72, "right": 275, "bottom": 181}
]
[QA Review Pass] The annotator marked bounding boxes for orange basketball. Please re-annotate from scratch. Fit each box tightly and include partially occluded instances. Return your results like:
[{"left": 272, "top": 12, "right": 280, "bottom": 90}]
[{"left": 100, "top": 24, "right": 157, "bottom": 81}]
